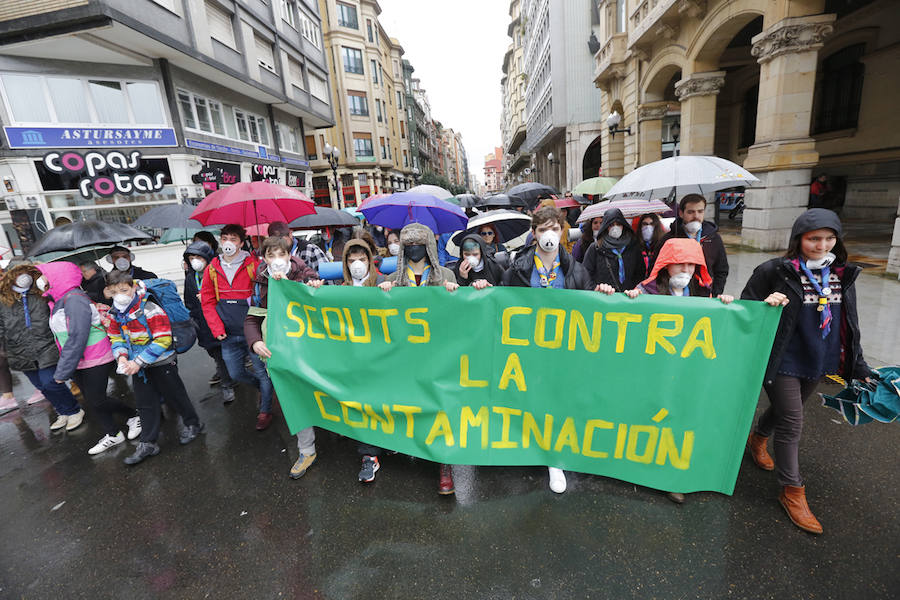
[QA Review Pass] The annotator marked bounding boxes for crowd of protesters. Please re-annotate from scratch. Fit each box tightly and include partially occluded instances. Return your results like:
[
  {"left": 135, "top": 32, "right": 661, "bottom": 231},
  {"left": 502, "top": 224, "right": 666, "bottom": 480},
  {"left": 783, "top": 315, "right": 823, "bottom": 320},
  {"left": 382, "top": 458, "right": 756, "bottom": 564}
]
[{"left": 0, "top": 190, "right": 872, "bottom": 535}]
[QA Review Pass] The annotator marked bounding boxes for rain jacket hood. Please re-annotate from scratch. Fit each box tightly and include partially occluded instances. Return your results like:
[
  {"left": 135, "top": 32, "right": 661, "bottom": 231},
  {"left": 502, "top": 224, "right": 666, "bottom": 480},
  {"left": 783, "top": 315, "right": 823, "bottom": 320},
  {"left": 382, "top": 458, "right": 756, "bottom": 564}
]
[
  {"left": 0, "top": 263, "right": 42, "bottom": 306},
  {"left": 342, "top": 239, "right": 380, "bottom": 286},
  {"left": 184, "top": 240, "right": 215, "bottom": 263},
  {"left": 596, "top": 208, "right": 632, "bottom": 238},
  {"left": 641, "top": 238, "right": 712, "bottom": 288},
  {"left": 37, "top": 262, "right": 83, "bottom": 303},
  {"left": 789, "top": 208, "right": 848, "bottom": 263}
]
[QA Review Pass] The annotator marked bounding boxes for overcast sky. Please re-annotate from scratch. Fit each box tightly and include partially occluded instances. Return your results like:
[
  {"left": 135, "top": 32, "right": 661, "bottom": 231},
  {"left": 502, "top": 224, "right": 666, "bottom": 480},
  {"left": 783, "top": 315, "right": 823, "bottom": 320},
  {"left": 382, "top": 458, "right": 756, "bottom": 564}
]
[{"left": 378, "top": 0, "right": 510, "bottom": 183}]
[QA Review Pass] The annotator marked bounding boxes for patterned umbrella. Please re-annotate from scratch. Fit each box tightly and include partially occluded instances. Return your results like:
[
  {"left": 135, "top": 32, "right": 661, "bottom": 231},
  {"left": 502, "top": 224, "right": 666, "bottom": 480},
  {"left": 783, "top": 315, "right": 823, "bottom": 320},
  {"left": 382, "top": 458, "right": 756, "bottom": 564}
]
[{"left": 577, "top": 199, "right": 671, "bottom": 223}]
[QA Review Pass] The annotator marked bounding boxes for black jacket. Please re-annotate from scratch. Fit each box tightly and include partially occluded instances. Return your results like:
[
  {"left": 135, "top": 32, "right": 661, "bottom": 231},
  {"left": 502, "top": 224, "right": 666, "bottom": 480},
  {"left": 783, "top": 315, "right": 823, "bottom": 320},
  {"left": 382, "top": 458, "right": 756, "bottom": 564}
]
[
  {"left": 183, "top": 241, "right": 218, "bottom": 349},
  {"left": 655, "top": 219, "right": 729, "bottom": 296},
  {"left": 453, "top": 233, "right": 505, "bottom": 286},
  {"left": 581, "top": 208, "right": 644, "bottom": 291},
  {"left": 81, "top": 270, "right": 109, "bottom": 305},
  {"left": 129, "top": 265, "right": 158, "bottom": 281},
  {"left": 0, "top": 294, "right": 59, "bottom": 372},
  {"left": 502, "top": 245, "right": 592, "bottom": 290}
]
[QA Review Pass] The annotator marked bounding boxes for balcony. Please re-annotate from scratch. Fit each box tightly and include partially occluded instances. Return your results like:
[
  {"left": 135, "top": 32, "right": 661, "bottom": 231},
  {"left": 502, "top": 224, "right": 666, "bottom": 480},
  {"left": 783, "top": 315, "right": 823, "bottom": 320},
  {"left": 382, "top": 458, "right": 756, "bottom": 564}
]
[
  {"left": 593, "top": 33, "right": 627, "bottom": 87},
  {"left": 628, "top": 0, "right": 691, "bottom": 50}
]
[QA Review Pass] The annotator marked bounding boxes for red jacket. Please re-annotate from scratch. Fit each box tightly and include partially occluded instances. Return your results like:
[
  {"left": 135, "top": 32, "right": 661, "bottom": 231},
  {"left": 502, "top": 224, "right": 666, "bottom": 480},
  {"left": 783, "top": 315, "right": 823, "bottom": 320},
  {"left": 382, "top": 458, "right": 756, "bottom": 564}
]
[{"left": 200, "top": 252, "right": 260, "bottom": 338}]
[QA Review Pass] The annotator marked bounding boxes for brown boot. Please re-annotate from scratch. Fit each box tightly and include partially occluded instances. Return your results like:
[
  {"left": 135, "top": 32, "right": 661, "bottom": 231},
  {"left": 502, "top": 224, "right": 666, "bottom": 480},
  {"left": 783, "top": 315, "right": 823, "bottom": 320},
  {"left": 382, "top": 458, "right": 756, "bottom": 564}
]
[
  {"left": 747, "top": 433, "right": 774, "bottom": 471},
  {"left": 779, "top": 485, "right": 823, "bottom": 534},
  {"left": 438, "top": 464, "right": 455, "bottom": 495}
]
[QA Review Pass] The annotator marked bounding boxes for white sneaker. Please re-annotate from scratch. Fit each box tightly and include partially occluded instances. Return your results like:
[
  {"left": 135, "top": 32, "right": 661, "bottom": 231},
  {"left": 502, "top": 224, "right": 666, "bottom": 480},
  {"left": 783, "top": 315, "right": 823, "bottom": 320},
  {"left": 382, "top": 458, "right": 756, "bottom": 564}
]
[
  {"left": 548, "top": 467, "right": 567, "bottom": 493},
  {"left": 126, "top": 416, "right": 142, "bottom": 440},
  {"left": 65, "top": 409, "right": 85, "bottom": 431},
  {"left": 88, "top": 432, "right": 125, "bottom": 455},
  {"left": 50, "top": 414, "right": 68, "bottom": 431}
]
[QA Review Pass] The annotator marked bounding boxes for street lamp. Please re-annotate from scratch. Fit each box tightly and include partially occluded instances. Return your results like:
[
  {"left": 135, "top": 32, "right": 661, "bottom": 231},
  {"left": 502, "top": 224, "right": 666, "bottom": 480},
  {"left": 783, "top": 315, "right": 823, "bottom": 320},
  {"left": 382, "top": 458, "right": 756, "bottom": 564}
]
[
  {"left": 412, "top": 166, "right": 421, "bottom": 184},
  {"left": 671, "top": 121, "right": 681, "bottom": 156},
  {"left": 323, "top": 142, "right": 342, "bottom": 209},
  {"left": 607, "top": 111, "right": 631, "bottom": 138}
]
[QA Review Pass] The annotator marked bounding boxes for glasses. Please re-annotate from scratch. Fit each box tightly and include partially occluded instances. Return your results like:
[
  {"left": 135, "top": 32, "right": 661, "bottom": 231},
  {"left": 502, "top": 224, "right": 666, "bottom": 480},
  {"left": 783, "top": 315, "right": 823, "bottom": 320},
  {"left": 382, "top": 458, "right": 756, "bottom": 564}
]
[{"left": 479, "top": 231, "right": 495, "bottom": 237}]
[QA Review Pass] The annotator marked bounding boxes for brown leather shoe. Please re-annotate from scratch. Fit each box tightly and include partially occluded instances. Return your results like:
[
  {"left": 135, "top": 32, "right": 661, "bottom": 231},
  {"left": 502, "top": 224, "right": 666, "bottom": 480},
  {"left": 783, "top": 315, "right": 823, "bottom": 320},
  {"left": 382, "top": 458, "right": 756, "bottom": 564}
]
[
  {"left": 438, "top": 464, "right": 455, "bottom": 495},
  {"left": 779, "top": 485, "right": 823, "bottom": 534},
  {"left": 255, "top": 412, "right": 273, "bottom": 431},
  {"left": 747, "top": 433, "right": 774, "bottom": 471}
]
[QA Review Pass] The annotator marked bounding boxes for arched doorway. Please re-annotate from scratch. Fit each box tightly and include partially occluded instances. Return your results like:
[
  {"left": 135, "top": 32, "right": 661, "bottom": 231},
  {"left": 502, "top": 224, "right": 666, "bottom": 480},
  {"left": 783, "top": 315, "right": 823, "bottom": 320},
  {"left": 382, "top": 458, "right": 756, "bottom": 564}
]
[{"left": 582, "top": 135, "right": 602, "bottom": 179}]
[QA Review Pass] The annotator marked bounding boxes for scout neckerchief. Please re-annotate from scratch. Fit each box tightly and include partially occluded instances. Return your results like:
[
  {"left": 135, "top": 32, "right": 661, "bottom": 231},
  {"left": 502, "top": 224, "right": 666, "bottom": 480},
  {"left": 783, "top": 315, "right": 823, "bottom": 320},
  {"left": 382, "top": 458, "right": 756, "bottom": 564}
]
[
  {"left": 20, "top": 292, "right": 31, "bottom": 328},
  {"left": 406, "top": 265, "right": 431, "bottom": 287},
  {"left": 799, "top": 260, "right": 833, "bottom": 338},
  {"left": 533, "top": 253, "right": 560, "bottom": 288},
  {"left": 610, "top": 248, "right": 625, "bottom": 284}
]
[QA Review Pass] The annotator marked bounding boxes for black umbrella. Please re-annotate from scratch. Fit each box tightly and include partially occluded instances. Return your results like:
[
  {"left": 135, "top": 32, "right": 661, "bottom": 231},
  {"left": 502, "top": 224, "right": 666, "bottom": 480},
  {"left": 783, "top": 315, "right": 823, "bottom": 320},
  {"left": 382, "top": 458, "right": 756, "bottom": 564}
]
[
  {"left": 475, "top": 193, "right": 527, "bottom": 210},
  {"left": 289, "top": 206, "right": 359, "bottom": 229},
  {"left": 28, "top": 220, "right": 151, "bottom": 257},
  {"left": 571, "top": 194, "right": 591, "bottom": 205},
  {"left": 132, "top": 203, "right": 202, "bottom": 229},
  {"left": 506, "top": 182, "right": 559, "bottom": 209},
  {"left": 449, "top": 194, "right": 482, "bottom": 209},
  {"left": 449, "top": 210, "right": 532, "bottom": 246}
]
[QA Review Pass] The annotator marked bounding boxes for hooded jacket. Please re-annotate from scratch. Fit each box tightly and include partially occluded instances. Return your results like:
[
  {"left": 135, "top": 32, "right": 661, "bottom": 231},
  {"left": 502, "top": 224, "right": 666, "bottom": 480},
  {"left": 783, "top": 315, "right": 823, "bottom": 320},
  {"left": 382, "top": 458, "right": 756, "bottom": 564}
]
[
  {"left": 452, "top": 233, "right": 504, "bottom": 286},
  {"left": 105, "top": 280, "right": 175, "bottom": 367},
  {"left": 741, "top": 208, "right": 869, "bottom": 385},
  {"left": 81, "top": 267, "right": 109, "bottom": 305},
  {"left": 200, "top": 249, "right": 261, "bottom": 338},
  {"left": 244, "top": 254, "right": 317, "bottom": 348},
  {"left": 655, "top": 217, "right": 729, "bottom": 296},
  {"left": 0, "top": 264, "right": 59, "bottom": 372},
  {"left": 637, "top": 238, "right": 713, "bottom": 296},
  {"left": 385, "top": 223, "right": 457, "bottom": 287},
  {"left": 38, "top": 262, "right": 114, "bottom": 381},
  {"left": 183, "top": 241, "right": 218, "bottom": 348},
  {"left": 341, "top": 239, "right": 385, "bottom": 287},
  {"left": 502, "top": 244, "right": 592, "bottom": 290},
  {"left": 582, "top": 208, "right": 645, "bottom": 292}
]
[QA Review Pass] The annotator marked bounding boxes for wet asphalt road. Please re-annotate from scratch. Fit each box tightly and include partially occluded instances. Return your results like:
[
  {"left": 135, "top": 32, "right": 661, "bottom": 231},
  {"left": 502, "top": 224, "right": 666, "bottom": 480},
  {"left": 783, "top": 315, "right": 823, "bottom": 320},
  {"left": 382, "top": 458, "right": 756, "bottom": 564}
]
[{"left": 1, "top": 251, "right": 898, "bottom": 600}]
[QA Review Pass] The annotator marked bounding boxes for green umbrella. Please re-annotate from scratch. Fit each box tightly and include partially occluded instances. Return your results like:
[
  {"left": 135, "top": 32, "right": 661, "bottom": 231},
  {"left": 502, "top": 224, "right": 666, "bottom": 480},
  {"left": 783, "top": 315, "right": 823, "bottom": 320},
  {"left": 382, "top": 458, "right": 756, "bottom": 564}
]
[
  {"left": 159, "top": 227, "right": 220, "bottom": 244},
  {"left": 573, "top": 177, "right": 619, "bottom": 197}
]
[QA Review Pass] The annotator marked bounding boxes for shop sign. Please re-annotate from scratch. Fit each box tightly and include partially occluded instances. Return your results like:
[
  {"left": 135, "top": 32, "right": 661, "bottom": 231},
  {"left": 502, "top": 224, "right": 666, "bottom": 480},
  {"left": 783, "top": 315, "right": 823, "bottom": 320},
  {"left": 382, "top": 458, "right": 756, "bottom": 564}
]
[
  {"left": 41, "top": 150, "right": 168, "bottom": 199},
  {"left": 286, "top": 170, "right": 306, "bottom": 188},
  {"left": 185, "top": 138, "right": 309, "bottom": 168},
  {"left": 4, "top": 127, "right": 177, "bottom": 149},
  {"left": 252, "top": 164, "right": 279, "bottom": 183},
  {"left": 193, "top": 160, "right": 240, "bottom": 191}
]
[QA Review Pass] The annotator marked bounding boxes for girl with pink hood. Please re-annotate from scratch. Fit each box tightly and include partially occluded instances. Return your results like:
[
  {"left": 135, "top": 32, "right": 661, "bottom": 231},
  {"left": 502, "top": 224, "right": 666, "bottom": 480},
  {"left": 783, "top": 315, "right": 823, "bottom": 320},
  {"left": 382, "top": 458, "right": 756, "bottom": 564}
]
[{"left": 37, "top": 262, "right": 141, "bottom": 455}]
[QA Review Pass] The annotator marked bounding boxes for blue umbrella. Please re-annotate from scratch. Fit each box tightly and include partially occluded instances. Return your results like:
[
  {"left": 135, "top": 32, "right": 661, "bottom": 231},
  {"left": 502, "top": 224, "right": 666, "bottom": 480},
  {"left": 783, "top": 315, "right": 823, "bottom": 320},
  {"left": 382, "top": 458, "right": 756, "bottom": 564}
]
[
  {"left": 821, "top": 366, "right": 900, "bottom": 425},
  {"left": 359, "top": 192, "right": 468, "bottom": 234}
]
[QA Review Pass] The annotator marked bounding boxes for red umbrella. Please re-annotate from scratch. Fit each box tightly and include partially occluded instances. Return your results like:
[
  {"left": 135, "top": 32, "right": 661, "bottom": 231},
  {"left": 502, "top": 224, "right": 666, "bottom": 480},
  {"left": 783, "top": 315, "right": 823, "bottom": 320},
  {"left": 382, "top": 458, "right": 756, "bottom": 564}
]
[
  {"left": 554, "top": 197, "right": 580, "bottom": 209},
  {"left": 358, "top": 193, "right": 388, "bottom": 210},
  {"left": 245, "top": 223, "right": 269, "bottom": 237},
  {"left": 190, "top": 182, "right": 315, "bottom": 227}
]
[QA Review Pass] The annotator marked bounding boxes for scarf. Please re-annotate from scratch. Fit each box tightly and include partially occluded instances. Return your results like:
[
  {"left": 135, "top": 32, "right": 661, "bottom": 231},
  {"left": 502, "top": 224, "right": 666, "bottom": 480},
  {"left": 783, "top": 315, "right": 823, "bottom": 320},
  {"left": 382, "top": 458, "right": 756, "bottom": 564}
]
[
  {"left": 18, "top": 292, "right": 31, "bottom": 328},
  {"left": 533, "top": 254, "right": 560, "bottom": 288},
  {"left": 406, "top": 265, "right": 431, "bottom": 287},
  {"left": 799, "top": 260, "right": 833, "bottom": 338}
]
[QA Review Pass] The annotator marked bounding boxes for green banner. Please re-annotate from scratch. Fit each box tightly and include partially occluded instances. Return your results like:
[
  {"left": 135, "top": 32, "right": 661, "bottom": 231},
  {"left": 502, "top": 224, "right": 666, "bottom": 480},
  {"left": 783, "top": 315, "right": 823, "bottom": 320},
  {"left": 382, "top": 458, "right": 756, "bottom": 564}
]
[{"left": 266, "top": 280, "right": 780, "bottom": 494}]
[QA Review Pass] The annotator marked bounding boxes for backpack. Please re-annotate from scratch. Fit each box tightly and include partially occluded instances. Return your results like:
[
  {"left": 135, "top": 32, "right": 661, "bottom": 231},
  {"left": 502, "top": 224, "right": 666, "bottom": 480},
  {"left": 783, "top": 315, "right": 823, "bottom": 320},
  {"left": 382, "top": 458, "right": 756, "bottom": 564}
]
[{"left": 141, "top": 278, "right": 197, "bottom": 353}]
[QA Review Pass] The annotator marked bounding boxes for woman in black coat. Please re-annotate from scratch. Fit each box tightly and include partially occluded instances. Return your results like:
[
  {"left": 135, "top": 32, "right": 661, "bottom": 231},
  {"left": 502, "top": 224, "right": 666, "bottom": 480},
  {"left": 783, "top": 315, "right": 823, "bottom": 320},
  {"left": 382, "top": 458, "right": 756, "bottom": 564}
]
[{"left": 582, "top": 208, "right": 644, "bottom": 292}]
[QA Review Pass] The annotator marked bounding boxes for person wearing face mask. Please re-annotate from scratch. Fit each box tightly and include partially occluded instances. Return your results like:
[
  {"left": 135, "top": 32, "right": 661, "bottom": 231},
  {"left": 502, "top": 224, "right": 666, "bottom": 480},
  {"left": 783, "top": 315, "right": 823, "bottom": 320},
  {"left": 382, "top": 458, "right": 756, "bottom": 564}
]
[
  {"left": 379, "top": 223, "right": 460, "bottom": 495},
  {"left": 453, "top": 234, "right": 503, "bottom": 287},
  {"left": 244, "top": 235, "right": 320, "bottom": 434},
  {"left": 740, "top": 209, "right": 872, "bottom": 535},
  {"left": 183, "top": 241, "right": 235, "bottom": 402},
  {"left": 104, "top": 270, "right": 204, "bottom": 465},
  {"left": 267, "top": 221, "right": 328, "bottom": 274},
  {"left": 626, "top": 238, "right": 733, "bottom": 504},
  {"left": 632, "top": 213, "right": 666, "bottom": 278},
  {"left": 0, "top": 264, "right": 83, "bottom": 431},
  {"left": 79, "top": 261, "right": 109, "bottom": 305},
  {"left": 570, "top": 217, "right": 603, "bottom": 263},
  {"left": 379, "top": 230, "right": 401, "bottom": 258},
  {"left": 106, "top": 246, "right": 157, "bottom": 281},
  {"left": 652, "top": 194, "right": 729, "bottom": 296},
  {"left": 582, "top": 208, "right": 645, "bottom": 293},
  {"left": 501, "top": 206, "right": 592, "bottom": 495}
]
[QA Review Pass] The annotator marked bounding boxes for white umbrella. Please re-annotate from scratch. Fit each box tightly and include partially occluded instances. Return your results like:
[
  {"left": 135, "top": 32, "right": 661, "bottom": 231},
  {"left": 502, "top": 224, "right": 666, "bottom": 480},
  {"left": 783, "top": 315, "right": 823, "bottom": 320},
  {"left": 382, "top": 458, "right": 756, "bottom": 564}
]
[
  {"left": 577, "top": 199, "right": 671, "bottom": 223},
  {"left": 408, "top": 184, "right": 453, "bottom": 201},
  {"left": 445, "top": 209, "right": 533, "bottom": 257},
  {"left": 603, "top": 156, "right": 759, "bottom": 201}
]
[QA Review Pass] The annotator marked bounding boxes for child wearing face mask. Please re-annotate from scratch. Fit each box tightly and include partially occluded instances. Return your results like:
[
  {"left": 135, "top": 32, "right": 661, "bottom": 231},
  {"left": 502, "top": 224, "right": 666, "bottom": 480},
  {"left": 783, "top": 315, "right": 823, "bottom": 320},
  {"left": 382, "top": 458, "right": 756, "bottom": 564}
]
[
  {"left": 183, "top": 241, "right": 236, "bottom": 403},
  {"left": 582, "top": 208, "right": 645, "bottom": 293},
  {"left": 625, "top": 237, "right": 733, "bottom": 504},
  {"left": 453, "top": 234, "right": 504, "bottom": 286},
  {"left": 104, "top": 269, "right": 204, "bottom": 465},
  {"left": 0, "top": 264, "right": 83, "bottom": 431},
  {"left": 740, "top": 209, "right": 871, "bottom": 535},
  {"left": 244, "top": 235, "right": 322, "bottom": 473},
  {"left": 633, "top": 213, "right": 666, "bottom": 278}
]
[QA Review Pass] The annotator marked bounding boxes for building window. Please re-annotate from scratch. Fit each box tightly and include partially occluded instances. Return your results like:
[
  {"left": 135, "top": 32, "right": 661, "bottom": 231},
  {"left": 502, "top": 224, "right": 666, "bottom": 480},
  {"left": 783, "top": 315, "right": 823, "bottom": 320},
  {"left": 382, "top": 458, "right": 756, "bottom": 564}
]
[
  {"left": 353, "top": 133, "right": 373, "bottom": 158},
  {"left": 403, "top": 150, "right": 408, "bottom": 167},
  {"left": 342, "top": 47, "right": 364, "bottom": 74},
  {"left": 255, "top": 35, "right": 277, "bottom": 73},
  {"left": 376, "top": 99, "right": 383, "bottom": 122},
  {"left": 336, "top": 2, "right": 358, "bottom": 29},
  {"left": 206, "top": 1, "right": 236, "bottom": 49},
  {"left": 371, "top": 59, "right": 379, "bottom": 84},
  {"left": 305, "top": 135, "right": 318, "bottom": 160},
  {"left": 341, "top": 174, "right": 354, "bottom": 187},
  {"left": 280, "top": 0, "right": 296, "bottom": 28},
  {"left": 400, "top": 121, "right": 406, "bottom": 138},
  {"left": 616, "top": 1, "right": 626, "bottom": 33},
  {"left": 815, "top": 44, "right": 865, "bottom": 134},
  {"left": 347, "top": 91, "right": 369, "bottom": 116},
  {"left": 233, "top": 108, "right": 269, "bottom": 145},
  {"left": 277, "top": 123, "right": 301, "bottom": 154},
  {"left": 397, "top": 90, "right": 402, "bottom": 108},
  {"left": 366, "top": 19, "right": 374, "bottom": 43},
  {"left": 298, "top": 13, "right": 321, "bottom": 48},
  {"left": 309, "top": 73, "right": 329, "bottom": 102},
  {"left": 359, "top": 173, "right": 368, "bottom": 186},
  {"left": 177, "top": 89, "right": 226, "bottom": 135},
  {"left": 288, "top": 57, "right": 305, "bottom": 90}
]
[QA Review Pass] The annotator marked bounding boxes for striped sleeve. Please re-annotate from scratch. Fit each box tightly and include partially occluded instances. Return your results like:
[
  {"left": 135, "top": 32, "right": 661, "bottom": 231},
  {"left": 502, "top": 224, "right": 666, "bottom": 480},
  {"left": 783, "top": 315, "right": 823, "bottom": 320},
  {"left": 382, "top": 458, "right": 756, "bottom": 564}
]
[
  {"left": 133, "top": 302, "right": 173, "bottom": 366},
  {"left": 105, "top": 312, "right": 129, "bottom": 361}
]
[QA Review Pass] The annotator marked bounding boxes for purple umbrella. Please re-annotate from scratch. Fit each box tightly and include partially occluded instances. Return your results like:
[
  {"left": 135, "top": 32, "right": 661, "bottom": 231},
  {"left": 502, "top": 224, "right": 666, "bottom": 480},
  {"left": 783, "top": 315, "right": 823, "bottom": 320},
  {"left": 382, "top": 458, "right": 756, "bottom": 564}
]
[{"left": 359, "top": 191, "right": 468, "bottom": 234}]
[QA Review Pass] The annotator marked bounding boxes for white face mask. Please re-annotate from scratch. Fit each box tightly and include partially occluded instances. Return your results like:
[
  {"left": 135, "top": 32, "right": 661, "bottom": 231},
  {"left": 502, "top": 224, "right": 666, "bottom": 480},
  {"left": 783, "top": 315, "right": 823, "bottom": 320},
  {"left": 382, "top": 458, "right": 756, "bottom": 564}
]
[
  {"left": 349, "top": 259, "right": 368, "bottom": 280},
  {"left": 538, "top": 230, "right": 560, "bottom": 253},
  {"left": 375, "top": 226, "right": 384, "bottom": 233},
  {"left": 36, "top": 277, "right": 48, "bottom": 292},
  {"left": 190, "top": 258, "right": 206, "bottom": 272},
  {"left": 114, "top": 257, "right": 131, "bottom": 271},
  {"left": 608, "top": 225, "right": 623, "bottom": 239},
  {"left": 221, "top": 241, "right": 238, "bottom": 257},
  {"left": 669, "top": 272, "right": 692, "bottom": 290},
  {"left": 268, "top": 257, "right": 290, "bottom": 275},
  {"left": 683, "top": 220, "right": 702, "bottom": 235},
  {"left": 805, "top": 252, "right": 836, "bottom": 270},
  {"left": 388, "top": 243, "right": 400, "bottom": 256},
  {"left": 592, "top": 229, "right": 601, "bottom": 239},
  {"left": 14, "top": 273, "right": 33, "bottom": 290},
  {"left": 113, "top": 293, "right": 133, "bottom": 311},
  {"left": 641, "top": 225, "right": 654, "bottom": 242}
]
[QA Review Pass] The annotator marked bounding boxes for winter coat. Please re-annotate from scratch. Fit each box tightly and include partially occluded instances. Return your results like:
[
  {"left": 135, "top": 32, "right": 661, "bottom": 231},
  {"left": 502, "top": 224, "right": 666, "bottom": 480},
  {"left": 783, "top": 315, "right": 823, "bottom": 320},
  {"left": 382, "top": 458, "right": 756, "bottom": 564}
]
[
  {"left": 105, "top": 281, "right": 175, "bottom": 367},
  {"left": 0, "top": 264, "right": 58, "bottom": 372},
  {"left": 452, "top": 233, "right": 505, "bottom": 286},
  {"left": 183, "top": 241, "right": 218, "bottom": 349},
  {"left": 81, "top": 269, "right": 109, "bottom": 305},
  {"left": 244, "top": 255, "right": 317, "bottom": 348},
  {"left": 741, "top": 208, "right": 868, "bottom": 385},
  {"left": 655, "top": 218, "right": 729, "bottom": 296},
  {"left": 37, "top": 262, "right": 114, "bottom": 381},
  {"left": 200, "top": 251, "right": 261, "bottom": 338},
  {"left": 582, "top": 208, "right": 645, "bottom": 292},
  {"left": 385, "top": 223, "right": 457, "bottom": 286},
  {"left": 502, "top": 245, "right": 592, "bottom": 290}
]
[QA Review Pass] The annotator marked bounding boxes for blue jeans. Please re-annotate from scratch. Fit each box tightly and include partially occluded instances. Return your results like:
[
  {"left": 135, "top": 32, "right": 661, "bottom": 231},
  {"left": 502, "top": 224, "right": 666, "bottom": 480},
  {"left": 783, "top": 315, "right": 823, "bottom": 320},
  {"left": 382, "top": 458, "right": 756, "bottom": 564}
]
[
  {"left": 221, "top": 335, "right": 273, "bottom": 413},
  {"left": 24, "top": 366, "right": 80, "bottom": 416}
]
